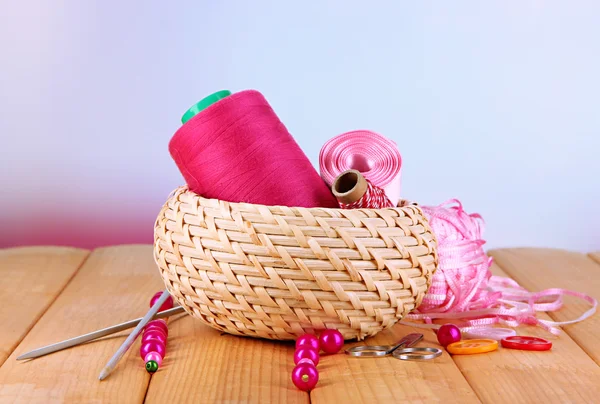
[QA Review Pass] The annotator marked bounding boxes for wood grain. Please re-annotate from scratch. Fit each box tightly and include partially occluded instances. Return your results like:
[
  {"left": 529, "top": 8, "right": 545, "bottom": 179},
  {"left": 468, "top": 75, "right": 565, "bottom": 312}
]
[
  {"left": 145, "top": 314, "right": 308, "bottom": 404},
  {"left": 0, "top": 245, "right": 164, "bottom": 403},
  {"left": 310, "top": 324, "right": 479, "bottom": 404},
  {"left": 1, "top": 245, "right": 600, "bottom": 403},
  {"left": 0, "top": 246, "right": 89, "bottom": 366},
  {"left": 490, "top": 248, "right": 600, "bottom": 365},
  {"left": 450, "top": 263, "right": 600, "bottom": 404}
]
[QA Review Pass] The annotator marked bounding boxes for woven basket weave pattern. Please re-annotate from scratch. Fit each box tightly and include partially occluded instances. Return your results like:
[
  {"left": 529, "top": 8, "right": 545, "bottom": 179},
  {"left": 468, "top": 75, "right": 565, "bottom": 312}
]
[{"left": 154, "top": 187, "right": 438, "bottom": 341}]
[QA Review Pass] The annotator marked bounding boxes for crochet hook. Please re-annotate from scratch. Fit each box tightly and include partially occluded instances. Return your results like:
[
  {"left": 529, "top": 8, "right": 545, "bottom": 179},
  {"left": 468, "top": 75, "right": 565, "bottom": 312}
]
[
  {"left": 99, "top": 290, "right": 172, "bottom": 380},
  {"left": 17, "top": 305, "right": 185, "bottom": 361}
]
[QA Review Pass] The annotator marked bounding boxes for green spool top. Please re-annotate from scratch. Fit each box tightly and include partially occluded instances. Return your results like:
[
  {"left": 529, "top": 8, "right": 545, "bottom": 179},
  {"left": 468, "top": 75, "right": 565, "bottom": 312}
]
[{"left": 181, "top": 90, "right": 232, "bottom": 124}]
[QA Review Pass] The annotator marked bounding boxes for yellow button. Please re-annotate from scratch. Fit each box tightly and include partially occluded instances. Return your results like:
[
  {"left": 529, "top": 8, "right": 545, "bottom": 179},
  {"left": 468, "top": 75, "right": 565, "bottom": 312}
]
[{"left": 447, "top": 339, "right": 498, "bottom": 355}]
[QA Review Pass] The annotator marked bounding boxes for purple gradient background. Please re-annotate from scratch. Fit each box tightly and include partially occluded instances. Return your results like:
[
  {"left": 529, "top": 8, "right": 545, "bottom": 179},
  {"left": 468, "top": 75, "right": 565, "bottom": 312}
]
[{"left": 1, "top": 2, "right": 599, "bottom": 251}]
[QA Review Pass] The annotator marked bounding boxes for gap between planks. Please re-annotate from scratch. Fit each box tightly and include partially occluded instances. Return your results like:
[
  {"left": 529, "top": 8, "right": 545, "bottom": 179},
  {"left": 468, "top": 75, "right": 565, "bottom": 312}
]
[
  {"left": 448, "top": 260, "right": 600, "bottom": 404},
  {"left": 309, "top": 324, "right": 480, "bottom": 404},
  {"left": 490, "top": 248, "right": 600, "bottom": 366},
  {"left": 0, "top": 246, "right": 90, "bottom": 367},
  {"left": 0, "top": 245, "right": 164, "bottom": 403},
  {"left": 310, "top": 250, "right": 600, "bottom": 404},
  {"left": 143, "top": 313, "right": 308, "bottom": 403},
  {"left": 2, "top": 246, "right": 599, "bottom": 403}
]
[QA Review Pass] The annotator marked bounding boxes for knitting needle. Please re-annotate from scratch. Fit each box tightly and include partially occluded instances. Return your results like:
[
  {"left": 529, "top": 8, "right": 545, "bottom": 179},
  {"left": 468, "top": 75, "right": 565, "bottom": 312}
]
[
  {"left": 99, "top": 290, "right": 173, "bottom": 380},
  {"left": 17, "top": 306, "right": 185, "bottom": 361}
]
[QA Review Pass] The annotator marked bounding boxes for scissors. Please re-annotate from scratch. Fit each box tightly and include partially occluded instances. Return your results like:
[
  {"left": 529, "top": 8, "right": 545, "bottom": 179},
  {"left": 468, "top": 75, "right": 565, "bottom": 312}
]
[{"left": 345, "top": 333, "right": 442, "bottom": 361}]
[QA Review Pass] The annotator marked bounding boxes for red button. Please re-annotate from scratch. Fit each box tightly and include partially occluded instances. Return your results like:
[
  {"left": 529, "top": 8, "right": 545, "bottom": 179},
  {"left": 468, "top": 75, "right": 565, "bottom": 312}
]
[{"left": 501, "top": 336, "right": 552, "bottom": 351}]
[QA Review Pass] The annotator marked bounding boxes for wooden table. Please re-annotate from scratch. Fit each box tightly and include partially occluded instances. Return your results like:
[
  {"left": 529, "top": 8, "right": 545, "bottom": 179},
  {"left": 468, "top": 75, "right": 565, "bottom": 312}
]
[{"left": 0, "top": 246, "right": 599, "bottom": 403}]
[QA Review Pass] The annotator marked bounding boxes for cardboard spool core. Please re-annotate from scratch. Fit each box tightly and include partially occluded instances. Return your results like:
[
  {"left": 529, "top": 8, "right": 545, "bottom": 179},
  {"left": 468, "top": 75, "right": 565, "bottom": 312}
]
[{"left": 332, "top": 169, "right": 368, "bottom": 204}]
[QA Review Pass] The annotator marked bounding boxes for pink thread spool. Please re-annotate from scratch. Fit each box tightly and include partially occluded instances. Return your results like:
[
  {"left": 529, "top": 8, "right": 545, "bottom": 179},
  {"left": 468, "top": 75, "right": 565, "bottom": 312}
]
[{"left": 169, "top": 90, "right": 338, "bottom": 208}]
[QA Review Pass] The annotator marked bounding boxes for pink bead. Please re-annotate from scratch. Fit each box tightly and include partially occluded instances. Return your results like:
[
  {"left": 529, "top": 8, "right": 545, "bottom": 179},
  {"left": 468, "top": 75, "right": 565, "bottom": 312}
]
[
  {"left": 145, "top": 326, "right": 168, "bottom": 339},
  {"left": 144, "top": 327, "right": 167, "bottom": 338},
  {"left": 145, "top": 320, "right": 168, "bottom": 335},
  {"left": 148, "top": 318, "right": 168, "bottom": 328},
  {"left": 150, "top": 292, "right": 174, "bottom": 312},
  {"left": 144, "top": 351, "right": 163, "bottom": 367},
  {"left": 291, "top": 362, "right": 319, "bottom": 391},
  {"left": 437, "top": 324, "right": 462, "bottom": 347},
  {"left": 140, "top": 341, "right": 166, "bottom": 360},
  {"left": 296, "top": 358, "right": 315, "bottom": 366},
  {"left": 142, "top": 330, "right": 167, "bottom": 345},
  {"left": 294, "top": 347, "right": 320, "bottom": 366},
  {"left": 144, "top": 325, "right": 167, "bottom": 337},
  {"left": 295, "top": 334, "right": 319, "bottom": 351},
  {"left": 318, "top": 329, "right": 344, "bottom": 354}
]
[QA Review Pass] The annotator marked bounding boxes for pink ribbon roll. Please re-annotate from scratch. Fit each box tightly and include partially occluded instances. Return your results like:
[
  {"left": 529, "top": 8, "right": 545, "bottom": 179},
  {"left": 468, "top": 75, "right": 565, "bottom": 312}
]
[{"left": 319, "top": 130, "right": 402, "bottom": 205}]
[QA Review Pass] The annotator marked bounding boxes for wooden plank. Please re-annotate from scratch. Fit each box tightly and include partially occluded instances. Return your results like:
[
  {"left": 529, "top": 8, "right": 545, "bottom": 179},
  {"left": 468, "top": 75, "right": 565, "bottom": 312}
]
[
  {"left": 489, "top": 248, "right": 600, "bottom": 365},
  {"left": 309, "top": 324, "right": 480, "bottom": 404},
  {"left": 589, "top": 251, "right": 600, "bottom": 265},
  {"left": 145, "top": 315, "right": 308, "bottom": 404},
  {"left": 0, "top": 245, "right": 164, "bottom": 403},
  {"left": 450, "top": 262, "right": 600, "bottom": 404},
  {"left": 0, "top": 246, "right": 89, "bottom": 366}
]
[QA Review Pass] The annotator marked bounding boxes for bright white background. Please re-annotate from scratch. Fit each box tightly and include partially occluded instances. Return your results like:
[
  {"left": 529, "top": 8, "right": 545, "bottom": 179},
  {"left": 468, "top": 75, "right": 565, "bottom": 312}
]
[{"left": 1, "top": 2, "right": 598, "bottom": 251}]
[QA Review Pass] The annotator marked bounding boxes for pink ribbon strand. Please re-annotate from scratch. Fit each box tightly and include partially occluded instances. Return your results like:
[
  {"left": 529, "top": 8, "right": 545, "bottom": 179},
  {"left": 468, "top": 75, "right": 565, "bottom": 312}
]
[{"left": 404, "top": 199, "right": 597, "bottom": 337}]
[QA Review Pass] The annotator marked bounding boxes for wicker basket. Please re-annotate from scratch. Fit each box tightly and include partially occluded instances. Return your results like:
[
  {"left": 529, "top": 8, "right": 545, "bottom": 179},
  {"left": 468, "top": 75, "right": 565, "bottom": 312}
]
[{"left": 153, "top": 186, "right": 438, "bottom": 341}]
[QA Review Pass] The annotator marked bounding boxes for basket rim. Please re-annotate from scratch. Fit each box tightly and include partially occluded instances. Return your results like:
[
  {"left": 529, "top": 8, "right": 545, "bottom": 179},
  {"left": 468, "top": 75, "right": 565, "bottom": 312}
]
[{"left": 169, "top": 185, "right": 422, "bottom": 213}]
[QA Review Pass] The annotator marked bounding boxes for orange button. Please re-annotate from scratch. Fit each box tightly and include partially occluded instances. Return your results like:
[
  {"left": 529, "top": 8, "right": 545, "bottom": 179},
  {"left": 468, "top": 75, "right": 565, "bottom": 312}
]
[{"left": 446, "top": 339, "right": 498, "bottom": 355}]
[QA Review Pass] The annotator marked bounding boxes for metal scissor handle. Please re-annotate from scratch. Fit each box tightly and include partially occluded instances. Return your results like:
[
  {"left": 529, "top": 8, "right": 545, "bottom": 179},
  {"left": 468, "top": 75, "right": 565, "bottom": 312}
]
[
  {"left": 392, "top": 347, "right": 443, "bottom": 361},
  {"left": 345, "top": 344, "right": 397, "bottom": 357},
  {"left": 345, "top": 333, "right": 424, "bottom": 357}
]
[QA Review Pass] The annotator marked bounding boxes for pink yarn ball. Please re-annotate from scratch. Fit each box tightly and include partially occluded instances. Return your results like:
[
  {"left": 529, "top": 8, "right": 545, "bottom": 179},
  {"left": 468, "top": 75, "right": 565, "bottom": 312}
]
[
  {"left": 140, "top": 341, "right": 166, "bottom": 359},
  {"left": 142, "top": 330, "right": 167, "bottom": 345},
  {"left": 318, "top": 329, "right": 344, "bottom": 354},
  {"left": 437, "top": 324, "right": 462, "bottom": 347},
  {"left": 291, "top": 362, "right": 319, "bottom": 391},
  {"left": 417, "top": 202, "right": 492, "bottom": 315},
  {"left": 144, "top": 351, "right": 163, "bottom": 367},
  {"left": 295, "top": 334, "right": 320, "bottom": 351},
  {"left": 294, "top": 347, "right": 320, "bottom": 366}
]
